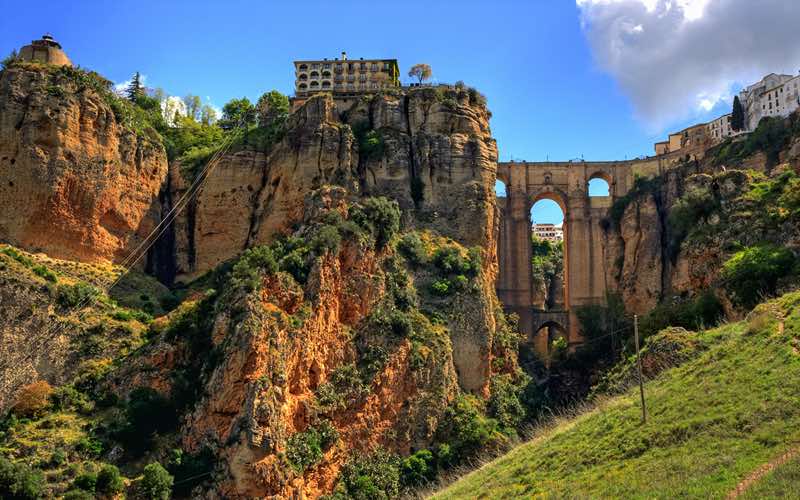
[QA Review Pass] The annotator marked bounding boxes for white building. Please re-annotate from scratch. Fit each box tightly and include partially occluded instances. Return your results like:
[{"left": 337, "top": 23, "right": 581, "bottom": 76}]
[
  {"left": 533, "top": 223, "right": 563, "bottom": 243},
  {"left": 739, "top": 73, "right": 800, "bottom": 131},
  {"left": 707, "top": 113, "right": 735, "bottom": 141}
]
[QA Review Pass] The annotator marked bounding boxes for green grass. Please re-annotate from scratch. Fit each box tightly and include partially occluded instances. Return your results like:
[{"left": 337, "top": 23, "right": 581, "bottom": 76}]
[
  {"left": 435, "top": 291, "right": 800, "bottom": 499},
  {"left": 740, "top": 456, "right": 800, "bottom": 499}
]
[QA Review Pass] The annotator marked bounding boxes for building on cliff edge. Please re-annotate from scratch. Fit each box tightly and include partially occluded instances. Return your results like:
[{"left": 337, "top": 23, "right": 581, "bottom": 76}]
[
  {"left": 291, "top": 51, "right": 400, "bottom": 111},
  {"left": 654, "top": 71, "right": 800, "bottom": 156},
  {"left": 17, "top": 34, "right": 72, "bottom": 67}
]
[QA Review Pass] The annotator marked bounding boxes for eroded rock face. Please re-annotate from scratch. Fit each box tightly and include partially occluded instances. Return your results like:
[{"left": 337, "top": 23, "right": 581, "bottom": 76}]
[
  {"left": 173, "top": 91, "right": 498, "bottom": 284},
  {"left": 0, "top": 66, "right": 168, "bottom": 265}
]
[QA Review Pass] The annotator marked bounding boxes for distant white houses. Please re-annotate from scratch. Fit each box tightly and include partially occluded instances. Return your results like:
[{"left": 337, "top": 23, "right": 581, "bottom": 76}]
[
  {"left": 655, "top": 71, "right": 800, "bottom": 156},
  {"left": 738, "top": 73, "right": 800, "bottom": 131},
  {"left": 532, "top": 223, "right": 563, "bottom": 243}
]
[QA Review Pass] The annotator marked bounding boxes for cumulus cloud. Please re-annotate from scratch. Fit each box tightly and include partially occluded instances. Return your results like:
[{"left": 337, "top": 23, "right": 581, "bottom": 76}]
[{"left": 576, "top": 0, "right": 800, "bottom": 130}]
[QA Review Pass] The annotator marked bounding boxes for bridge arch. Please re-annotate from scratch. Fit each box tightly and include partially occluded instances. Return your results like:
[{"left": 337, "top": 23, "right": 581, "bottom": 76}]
[{"left": 496, "top": 160, "right": 641, "bottom": 357}]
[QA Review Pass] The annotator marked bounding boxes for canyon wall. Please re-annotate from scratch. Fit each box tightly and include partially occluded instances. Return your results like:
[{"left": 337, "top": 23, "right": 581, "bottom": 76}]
[{"left": 0, "top": 65, "right": 167, "bottom": 265}]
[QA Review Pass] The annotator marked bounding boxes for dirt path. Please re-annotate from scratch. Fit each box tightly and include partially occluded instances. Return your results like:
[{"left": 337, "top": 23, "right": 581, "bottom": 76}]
[{"left": 727, "top": 445, "right": 800, "bottom": 498}]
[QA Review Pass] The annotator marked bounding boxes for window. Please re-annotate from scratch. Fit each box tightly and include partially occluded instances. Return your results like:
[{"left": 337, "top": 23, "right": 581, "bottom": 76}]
[
  {"left": 311, "top": 63, "right": 319, "bottom": 70},
  {"left": 371, "top": 64, "right": 378, "bottom": 71},
  {"left": 299, "top": 64, "right": 308, "bottom": 71}
]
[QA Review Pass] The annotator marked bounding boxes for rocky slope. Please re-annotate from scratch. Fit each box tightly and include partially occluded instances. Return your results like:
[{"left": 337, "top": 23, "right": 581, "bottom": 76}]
[{"left": 0, "top": 64, "right": 168, "bottom": 265}]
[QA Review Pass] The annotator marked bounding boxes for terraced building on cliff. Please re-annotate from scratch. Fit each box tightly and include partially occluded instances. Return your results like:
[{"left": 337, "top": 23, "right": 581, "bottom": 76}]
[{"left": 291, "top": 51, "right": 400, "bottom": 110}]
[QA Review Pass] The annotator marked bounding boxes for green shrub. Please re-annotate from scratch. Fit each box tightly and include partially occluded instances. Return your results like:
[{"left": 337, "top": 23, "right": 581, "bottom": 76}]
[
  {"left": 436, "top": 395, "right": 504, "bottom": 463},
  {"left": 639, "top": 291, "right": 724, "bottom": 338},
  {"left": 429, "top": 279, "right": 451, "bottom": 296},
  {"left": 721, "top": 244, "right": 796, "bottom": 309},
  {"left": 487, "top": 375, "right": 528, "bottom": 430},
  {"left": 332, "top": 450, "right": 401, "bottom": 499},
  {"left": 0, "top": 457, "right": 44, "bottom": 500},
  {"left": 95, "top": 464, "right": 124, "bottom": 496},
  {"left": 285, "top": 421, "right": 339, "bottom": 472},
  {"left": 142, "top": 463, "right": 173, "bottom": 500},
  {"left": 1, "top": 247, "right": 34, "bottom": 267},
  {"left": 398, "top": 233, "right": 428, "bottom": 265},
  {"left": 312, "top": 225, "right": 342, "bottom": 255},
  {"left": 75, "top": 436, "right": 103, "bottom": 457},
  {"left": 31, "top": 265, "right": 57, "bottom": 282},
  {"left": 231, "top": 245, "right": 279, "bottom": 291},
  {"left": 57, "top": 282, "right": 101, "bottom": 308},
  {"left": 352, "top": 122, "right": 385, "bottom": 161},
  {"left": 350, "top": 197, "right": 401, "bottom": 249},
  {"left": 400, "top": 449, "right": 436, "bottom": 487},
  {"left": 50, "top": 450, "right": 67, "bottom": 467},
  {"left": 72, "top": 471, "right": 97, "bottom": 492}
]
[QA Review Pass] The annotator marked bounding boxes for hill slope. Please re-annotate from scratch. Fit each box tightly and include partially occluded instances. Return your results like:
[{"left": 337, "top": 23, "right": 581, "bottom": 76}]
[{"left": 435, "top": 292, "right": 800, "bottom": 499}]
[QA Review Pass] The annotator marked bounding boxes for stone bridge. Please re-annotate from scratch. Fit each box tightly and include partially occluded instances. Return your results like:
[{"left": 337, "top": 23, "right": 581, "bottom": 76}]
[{"left": 495, "top": 156, "right": 682, "bottom": 356}]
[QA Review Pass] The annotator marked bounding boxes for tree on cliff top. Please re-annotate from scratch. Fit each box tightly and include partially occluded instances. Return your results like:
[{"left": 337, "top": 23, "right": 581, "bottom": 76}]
[
  {"left": 219, "top": 97, "right": 256, "bottom": 130},
  {"left": 408, "top": 64, "right": 432, "bottom": 84},
  {"left": 125, "top": 72, "right": 144, "bottom": 101},
  {"left": 256, "top": 90, "right": 289, "bottom": 128},
  {"left": 731, "top": 96, "right": 745, "bottom": 131}
]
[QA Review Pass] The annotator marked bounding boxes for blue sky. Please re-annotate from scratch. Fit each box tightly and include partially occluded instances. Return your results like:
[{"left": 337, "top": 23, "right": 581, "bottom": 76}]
[{"left": 3, "top": 0, "right": 798, "bottom": 225}]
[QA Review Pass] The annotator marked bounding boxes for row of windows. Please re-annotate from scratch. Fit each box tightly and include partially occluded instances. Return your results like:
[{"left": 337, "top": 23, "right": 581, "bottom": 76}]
[
  {"left": 298, "top": 82, "right": 384, "bottom": 91},
  {"left": 297, "top": 62, "right": 391, "bottom": 72},
  {"left": 298, "top": 73, "right": 381, "bottom": 82}
]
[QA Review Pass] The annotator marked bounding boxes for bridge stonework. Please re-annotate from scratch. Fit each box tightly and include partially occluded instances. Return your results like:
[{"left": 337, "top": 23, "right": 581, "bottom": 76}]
[{"left": 495, "top": 156, "right": 682, "bottom": 355}]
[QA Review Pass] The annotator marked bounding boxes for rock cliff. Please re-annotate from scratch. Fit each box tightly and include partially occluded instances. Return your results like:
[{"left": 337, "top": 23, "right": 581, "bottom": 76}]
[
  {"left": 0, "top": 64, "right": 168, "bottom": 265},
  {"left": 603, "top": 115, "right": 800, "bottom": 315}
]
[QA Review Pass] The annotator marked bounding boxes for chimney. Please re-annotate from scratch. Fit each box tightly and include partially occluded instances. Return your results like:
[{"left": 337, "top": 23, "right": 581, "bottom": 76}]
[{"left": 341, "top": 51, "right": 347, "bottom": 61}]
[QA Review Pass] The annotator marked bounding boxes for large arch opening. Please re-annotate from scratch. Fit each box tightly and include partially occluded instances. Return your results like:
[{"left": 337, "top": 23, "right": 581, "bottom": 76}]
[
  {"left": 529, "top": 194, "right": 566, "bottom": 311},
  {"left": 520, "top": 320, "right": 568, "bottom": 370}
]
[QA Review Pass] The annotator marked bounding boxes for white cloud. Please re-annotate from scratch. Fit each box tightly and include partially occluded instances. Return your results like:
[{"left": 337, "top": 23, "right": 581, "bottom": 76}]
[
  {"left": 576, "top": 0, "right": 800, "bottom": 130},
  {"left": 161, "top": 96, "right": 187, "bottom": 126}
]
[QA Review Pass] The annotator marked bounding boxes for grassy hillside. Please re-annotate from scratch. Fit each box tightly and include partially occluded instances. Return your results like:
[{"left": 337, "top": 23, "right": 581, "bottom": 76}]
[{"left": 435, "top": 292, "right": 800, "bottom": 499}]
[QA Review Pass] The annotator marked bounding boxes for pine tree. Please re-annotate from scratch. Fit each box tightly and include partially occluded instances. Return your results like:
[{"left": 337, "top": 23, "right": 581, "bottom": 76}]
[
  {"left": 126, "top": 72, "right": 144, "bottom": 102},
  {"left": 731, "top": 95, "right": 745, "bottom": 131}
]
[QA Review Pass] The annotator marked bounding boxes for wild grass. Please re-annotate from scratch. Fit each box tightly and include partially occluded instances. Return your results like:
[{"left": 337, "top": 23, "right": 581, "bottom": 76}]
[{"left": 433, "top": 291, "right": 800, "bottom": 499}]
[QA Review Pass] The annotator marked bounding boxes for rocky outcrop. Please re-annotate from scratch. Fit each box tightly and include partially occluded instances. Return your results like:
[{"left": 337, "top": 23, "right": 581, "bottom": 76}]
[
  {"left": 604, "top": 115, "right": 800, "bottom": 314},
  {"left": 0, "top": 65, "right": 168, "bottom": 265},
  {"left": 172, "top": 89, "right": 498, "bottom": 283}
]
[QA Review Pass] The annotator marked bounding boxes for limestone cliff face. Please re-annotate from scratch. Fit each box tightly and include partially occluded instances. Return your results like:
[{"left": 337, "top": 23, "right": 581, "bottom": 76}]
[
  {"left": 0, "top": 66, "right": 168, "bottom": 265},
  {"left": 172, "top": 90, "right": 498, "bottom": 283},
  {"left": 604, "top": 125, "right": 800, "bottom": 314}
]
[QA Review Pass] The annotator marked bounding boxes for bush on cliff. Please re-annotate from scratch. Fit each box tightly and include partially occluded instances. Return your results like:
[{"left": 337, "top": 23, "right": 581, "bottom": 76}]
[
  {"left": 721, "top": 244, "right": 797, "bottom": 309},
  {"left": 57, "top": 282, "right": 101, "bottom": 308},
  {"left": 350, "top": 197, "right": 401, "bottom": 249},
  {"left": 285, "top": 420, "right": 339, "bottom": 472},
  {"left": 0, "top": 457, "right": 44, "bottom": 500},
  {"left": 141, "top": 463, "right": 173, "bottom": 500}
]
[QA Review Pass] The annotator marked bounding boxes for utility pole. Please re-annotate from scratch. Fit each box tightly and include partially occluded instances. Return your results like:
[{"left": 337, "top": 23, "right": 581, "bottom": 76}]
[{"left": 634, "top": 314, "right": 647, "bottom": 424}]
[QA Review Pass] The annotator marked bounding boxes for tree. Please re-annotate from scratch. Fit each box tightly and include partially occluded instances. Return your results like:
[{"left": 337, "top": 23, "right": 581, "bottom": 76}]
[
  {"left": 126, "top": 72, "right": 144, "bottom": 101},
  {"left": 255, "top": 90, "right": 290, "bottom": 128},
  {"left": 1, "top": 49, "right": 19, "bottom": 69},
  {"left": 11, "top": 380, "right": 52, "bottom": 417},
  {"left": 219, "top": 97, "right": 256, "bottom": 130},
  {"left": 200, "top": 104, "right": 218, "bottom": 125},
  {"left": 732, "top": 95, "right": 745, "bottom": 131},
  {"left": 408, "top": 64, "right": 432, "bottom": 84},
  {"left": 141, "top": 463, "right": 173, "bottom": 500},
  {"left": 183, "top": 94, "right": 202, "bottom": 121}
]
